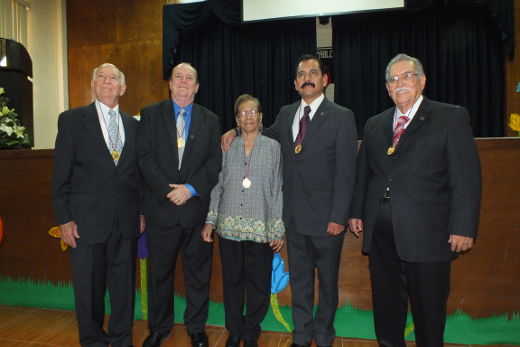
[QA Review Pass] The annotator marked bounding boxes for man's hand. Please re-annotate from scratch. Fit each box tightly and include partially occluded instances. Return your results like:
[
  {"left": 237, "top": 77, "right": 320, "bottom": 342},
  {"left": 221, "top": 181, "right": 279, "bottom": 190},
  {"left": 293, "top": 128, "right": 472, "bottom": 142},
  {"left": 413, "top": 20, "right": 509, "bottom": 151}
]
[
  {"left": 167, "top": 184, "right": 192, "bottom": 205},
  {"left": 327, "top": 222, "right": 345, "bottom": 235},
  {"left": 449, "top": 235, "right": 474, "bottom": 253},
  {"left": 60, "top": 221, "right": 80, "bottom": 248},
  {"left": 139, "top": 215, "right": 146, "bottom": 234},
  {"left": 201, "top": 224, "right": 214, "bottom": 242},
  {"left": 348, "top": 218, "right": 363, "bottom": 238},
  {"left": 221, "top": 129, "right": 237, "bottom": 152},
  {"left": 270, "top": 239, "right": 284, "bottom": 252}
]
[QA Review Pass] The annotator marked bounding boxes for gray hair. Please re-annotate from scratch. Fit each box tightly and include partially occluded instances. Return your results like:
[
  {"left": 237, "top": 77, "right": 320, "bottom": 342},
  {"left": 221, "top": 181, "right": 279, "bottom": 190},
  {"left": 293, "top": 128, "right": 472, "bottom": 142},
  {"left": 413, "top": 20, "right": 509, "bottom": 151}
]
[
  {"left": 385, "top": 53, "right": 425, "bottom": 81},
  {"left": 234, "top": 94, "right": 262, "bottom": 116},
  {"left": 92, "top": 63, "right": 126, "bottom": 85}
]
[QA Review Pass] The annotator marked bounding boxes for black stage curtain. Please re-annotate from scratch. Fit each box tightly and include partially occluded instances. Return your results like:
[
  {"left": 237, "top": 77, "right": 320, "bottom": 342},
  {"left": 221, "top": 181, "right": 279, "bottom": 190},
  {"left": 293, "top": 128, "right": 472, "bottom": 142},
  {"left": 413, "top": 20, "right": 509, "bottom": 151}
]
[
  {"left": 163, "top": 0, "right": 316, "bottom": 131},
  {"left": 333, "top": 0, "right": 513, "bottom": 137}
]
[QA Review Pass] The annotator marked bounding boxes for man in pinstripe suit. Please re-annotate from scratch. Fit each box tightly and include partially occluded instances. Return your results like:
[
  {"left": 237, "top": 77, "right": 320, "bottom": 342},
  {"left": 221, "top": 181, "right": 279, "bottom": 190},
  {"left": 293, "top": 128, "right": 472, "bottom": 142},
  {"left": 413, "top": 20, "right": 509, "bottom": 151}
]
[{"left": 349, "top": 53, "right": 481, "bottom": 347}]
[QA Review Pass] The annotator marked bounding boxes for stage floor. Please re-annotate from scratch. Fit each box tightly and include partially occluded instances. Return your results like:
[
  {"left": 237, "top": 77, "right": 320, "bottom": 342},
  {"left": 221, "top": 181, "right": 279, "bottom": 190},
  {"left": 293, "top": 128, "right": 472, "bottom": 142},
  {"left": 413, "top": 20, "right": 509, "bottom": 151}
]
[{"left": 0, "top": 305, "right": 508, "bottom": 347}]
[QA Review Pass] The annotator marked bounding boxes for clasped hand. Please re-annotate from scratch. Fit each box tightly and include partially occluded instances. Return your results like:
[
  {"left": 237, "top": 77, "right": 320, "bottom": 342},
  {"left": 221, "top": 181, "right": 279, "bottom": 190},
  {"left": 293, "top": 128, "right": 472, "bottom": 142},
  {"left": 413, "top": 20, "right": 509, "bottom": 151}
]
[{"left": 167, "top": 184, "right": 191, "bottom": 205}]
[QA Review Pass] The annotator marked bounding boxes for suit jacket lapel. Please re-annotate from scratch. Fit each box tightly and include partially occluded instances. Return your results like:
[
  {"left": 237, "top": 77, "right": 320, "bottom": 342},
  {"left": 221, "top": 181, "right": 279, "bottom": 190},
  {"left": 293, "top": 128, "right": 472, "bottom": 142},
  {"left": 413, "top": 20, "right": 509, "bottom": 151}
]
[
  {"left": 285, "top": 102, "right": 299, "bottom": 145},
  {"left": 181, "top": 103, "right": 200, "bottom": 170},
  {"left": 82, "top": 103, "right": 114, "bottom": 166},
  {"left": 282, "top": 102, "right": 299, "bottom": 156},
  {"left": 117, "top": 111, "right": 133, "bottom": 165},
  {"left": 382, "top": 108, "right": 394, "bottom": 147},
  {"left": 397, "top": 97, "right": 431, "bottom": 150},
  {"left": 303, "top": 98, "right": 329, "bottom": 145},
  {"left": 161, "top": 100, "right": 180, "bottom": 167}
]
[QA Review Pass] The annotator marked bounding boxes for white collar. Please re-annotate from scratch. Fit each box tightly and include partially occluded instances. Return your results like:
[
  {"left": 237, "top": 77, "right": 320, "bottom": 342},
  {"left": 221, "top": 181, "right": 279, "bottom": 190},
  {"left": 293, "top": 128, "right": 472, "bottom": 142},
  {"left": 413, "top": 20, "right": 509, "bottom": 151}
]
[{"left": 299, "top": 93, "right": 325, "bottom": 119}]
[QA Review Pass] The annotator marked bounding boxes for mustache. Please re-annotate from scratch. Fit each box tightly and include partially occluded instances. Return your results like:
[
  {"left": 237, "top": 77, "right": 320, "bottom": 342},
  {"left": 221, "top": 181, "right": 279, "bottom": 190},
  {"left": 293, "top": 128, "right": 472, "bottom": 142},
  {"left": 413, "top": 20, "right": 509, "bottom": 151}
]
[
  {"left": 395, "top": 87, "right": 411, "bottom": 93},
  {"left": 301, "top": 81, "right": 315, "bottom": 88}
]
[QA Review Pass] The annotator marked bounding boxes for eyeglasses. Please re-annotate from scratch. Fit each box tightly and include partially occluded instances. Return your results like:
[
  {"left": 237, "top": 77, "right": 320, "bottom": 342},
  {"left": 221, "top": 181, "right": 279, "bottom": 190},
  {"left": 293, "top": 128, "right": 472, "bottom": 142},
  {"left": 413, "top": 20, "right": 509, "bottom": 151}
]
[
  {"left": 387, "top": 72, "right": 421, "bottom": 85},
  {"left": 237, "top": 110, "right": 260, "bottom": 118}
]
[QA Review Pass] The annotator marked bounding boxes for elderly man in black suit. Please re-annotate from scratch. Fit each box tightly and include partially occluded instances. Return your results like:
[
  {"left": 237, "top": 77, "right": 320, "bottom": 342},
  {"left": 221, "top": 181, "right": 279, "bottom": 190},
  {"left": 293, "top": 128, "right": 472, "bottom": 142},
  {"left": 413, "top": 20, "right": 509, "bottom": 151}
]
[
  {"left": 349, "top": 53, "right": 482, "bottom": 346},
  {"left": 52, "top": 63, "right": 144, "bottom": 347},
  {"left": 222, "top": 54, "right": 358, "bottom": 347},
  {"left": 137, "top": 62, "right": 222, "bottom": 347}
]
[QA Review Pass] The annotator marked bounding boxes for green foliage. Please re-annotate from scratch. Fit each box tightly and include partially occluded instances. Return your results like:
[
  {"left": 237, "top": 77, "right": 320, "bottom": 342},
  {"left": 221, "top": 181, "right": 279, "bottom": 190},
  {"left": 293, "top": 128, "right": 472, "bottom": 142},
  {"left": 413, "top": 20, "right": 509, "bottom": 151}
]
[{"left": 0, "top": 87, "right": 30, "bottom": 149}]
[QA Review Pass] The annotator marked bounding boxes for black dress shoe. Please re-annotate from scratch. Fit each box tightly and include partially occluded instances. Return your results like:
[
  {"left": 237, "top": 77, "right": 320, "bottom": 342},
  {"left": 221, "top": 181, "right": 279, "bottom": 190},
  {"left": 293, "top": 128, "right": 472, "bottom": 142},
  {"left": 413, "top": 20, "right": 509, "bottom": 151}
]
[
  {"left": 244, "top": 340, "right": 258, "bottom": 347},
  {"left": 290, "top": 344, "right": 310, "bottom": 347},
  {"left": 317, "top": 345, "right": 332, "bottom": 347},
  {"left": 142, "top": 332, "right": 167, "bottom": 347},
  {"left": 190, "top": 332, "right": 209, "bottom": 347},
  {"left": 225, "top": 334, "right": 241, "bottom": 347}
]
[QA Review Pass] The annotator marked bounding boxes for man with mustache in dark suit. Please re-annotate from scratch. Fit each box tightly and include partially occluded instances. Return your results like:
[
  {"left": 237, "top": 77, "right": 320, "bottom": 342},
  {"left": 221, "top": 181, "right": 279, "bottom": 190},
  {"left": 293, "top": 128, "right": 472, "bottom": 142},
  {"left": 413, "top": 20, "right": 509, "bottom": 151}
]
[
  {"left": 349, "top": 53, "right": 482, "bottom": 346},
  {"left": 222, "top": 54, "right": 358, "bottom": 347}
]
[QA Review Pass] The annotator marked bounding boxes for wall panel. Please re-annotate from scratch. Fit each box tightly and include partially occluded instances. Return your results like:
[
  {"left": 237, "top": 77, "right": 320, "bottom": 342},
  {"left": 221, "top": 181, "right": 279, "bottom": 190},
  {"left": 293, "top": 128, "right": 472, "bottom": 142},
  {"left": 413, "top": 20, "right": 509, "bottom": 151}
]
[
  {"left": 1, "top": 139, "right": 518, "bottom": 318},
  {"left": 66, "top": 0, "right": 168, "bottom": 114}
]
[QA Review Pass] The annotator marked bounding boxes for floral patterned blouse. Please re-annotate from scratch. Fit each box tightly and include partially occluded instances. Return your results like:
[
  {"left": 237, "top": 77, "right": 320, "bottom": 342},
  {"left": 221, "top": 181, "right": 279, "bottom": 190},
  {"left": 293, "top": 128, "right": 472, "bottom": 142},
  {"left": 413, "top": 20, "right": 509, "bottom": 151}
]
[{"left": 206, "top": 134, "right": 285, "bottom": 243}]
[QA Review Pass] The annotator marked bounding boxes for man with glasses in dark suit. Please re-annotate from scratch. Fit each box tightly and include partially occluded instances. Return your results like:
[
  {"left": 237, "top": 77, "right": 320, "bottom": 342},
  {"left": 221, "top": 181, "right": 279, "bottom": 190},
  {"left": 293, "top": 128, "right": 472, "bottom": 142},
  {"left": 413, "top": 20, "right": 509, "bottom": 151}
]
[{"left": 349, "top": 53, "right": 482, "bottom": 346}]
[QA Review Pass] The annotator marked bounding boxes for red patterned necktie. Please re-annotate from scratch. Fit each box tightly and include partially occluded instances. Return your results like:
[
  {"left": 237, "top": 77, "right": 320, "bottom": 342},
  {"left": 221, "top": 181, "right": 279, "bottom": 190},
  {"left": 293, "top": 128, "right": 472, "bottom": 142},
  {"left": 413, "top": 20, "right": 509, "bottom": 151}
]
[
  {"left": 392, "top": 115, "right": 409, "bottom": 147},
  {"left": 295, "top": 106, "right": 311, "bottom": 146}
]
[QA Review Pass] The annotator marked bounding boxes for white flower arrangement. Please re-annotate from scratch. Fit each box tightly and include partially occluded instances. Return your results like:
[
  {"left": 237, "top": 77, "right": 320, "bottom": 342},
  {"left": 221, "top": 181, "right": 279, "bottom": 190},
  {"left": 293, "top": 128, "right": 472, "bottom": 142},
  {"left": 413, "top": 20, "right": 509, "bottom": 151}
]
[{"left": 0, "top": 87, "right": 30, "bottom": 149}]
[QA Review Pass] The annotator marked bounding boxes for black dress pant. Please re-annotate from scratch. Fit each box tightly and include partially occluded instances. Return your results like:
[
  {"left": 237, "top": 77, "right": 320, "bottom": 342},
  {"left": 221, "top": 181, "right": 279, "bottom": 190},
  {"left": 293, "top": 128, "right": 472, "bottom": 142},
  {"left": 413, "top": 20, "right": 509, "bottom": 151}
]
[
  {"left": 369, "top": 200, "right": 451, "bottom": 347},
  {"left": 219, "top": 236, "right": 273, "bottom": 340},
  {"left": 286, "top": 222, "right": 344, "bottom": 346},
  {"left": 146, "top": 223, "right": 213, "bottom": 336},
  {"left": 70, "top": 225, "right": 137, "bottom": 347}
]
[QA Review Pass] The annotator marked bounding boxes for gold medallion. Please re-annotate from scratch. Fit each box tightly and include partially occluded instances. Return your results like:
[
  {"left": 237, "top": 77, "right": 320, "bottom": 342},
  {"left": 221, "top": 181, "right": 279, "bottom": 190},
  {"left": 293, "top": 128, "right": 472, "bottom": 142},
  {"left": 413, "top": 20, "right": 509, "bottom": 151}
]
[
  {"left": 111, "top": 150, "right": 120, "bottom": 160},
  {"left": 242, "top": 177, "right": 252, "bottom": 189},
  {"left": 177, "top": 137, "right": 185, "bottom": 148},
  {"left": 387, "top": 145, "right": 395, "bottom": 156},
  {"left": 295, "top": 144, "right": 302, "bottom": 154}
]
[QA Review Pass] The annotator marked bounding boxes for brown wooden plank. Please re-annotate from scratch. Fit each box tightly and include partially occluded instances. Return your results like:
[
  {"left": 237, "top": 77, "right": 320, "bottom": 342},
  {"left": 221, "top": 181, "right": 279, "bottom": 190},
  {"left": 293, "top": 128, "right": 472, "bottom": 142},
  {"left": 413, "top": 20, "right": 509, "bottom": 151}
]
[{"left": 0, "top": 305, "right": 489, "bottom": 346}]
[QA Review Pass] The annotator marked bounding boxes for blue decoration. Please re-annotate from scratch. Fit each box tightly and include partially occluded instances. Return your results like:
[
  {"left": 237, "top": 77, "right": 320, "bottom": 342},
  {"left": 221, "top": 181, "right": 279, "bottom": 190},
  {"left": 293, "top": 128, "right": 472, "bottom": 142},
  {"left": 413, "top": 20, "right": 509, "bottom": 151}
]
[
  {"left": 271, "top": 253, "right": 290, "bottom": 294},
  {"left": 516, "top": 82, "right": 520, "bottom": 93},
  {"left": 138, "top": 232, "right": 148, "bottom": 259}
]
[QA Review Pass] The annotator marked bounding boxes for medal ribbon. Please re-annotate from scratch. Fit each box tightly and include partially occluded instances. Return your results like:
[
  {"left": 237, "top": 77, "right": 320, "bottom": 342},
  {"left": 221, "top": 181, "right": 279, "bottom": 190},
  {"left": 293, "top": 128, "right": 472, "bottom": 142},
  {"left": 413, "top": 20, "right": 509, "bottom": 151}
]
[
  {"left": 98, "top": 102, "right": 122, "bottom": 164},
  {"left": 243, "top": 139, "right": 256, "bottom": 182}
]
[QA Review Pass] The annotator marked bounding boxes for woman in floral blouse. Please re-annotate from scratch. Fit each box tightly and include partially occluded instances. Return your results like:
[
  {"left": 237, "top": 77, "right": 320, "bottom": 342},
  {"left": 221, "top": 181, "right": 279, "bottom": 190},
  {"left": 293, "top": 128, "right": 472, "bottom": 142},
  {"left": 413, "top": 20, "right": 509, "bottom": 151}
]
[{"left": 201, "top": 94, "right": 284, "bottom": 347}]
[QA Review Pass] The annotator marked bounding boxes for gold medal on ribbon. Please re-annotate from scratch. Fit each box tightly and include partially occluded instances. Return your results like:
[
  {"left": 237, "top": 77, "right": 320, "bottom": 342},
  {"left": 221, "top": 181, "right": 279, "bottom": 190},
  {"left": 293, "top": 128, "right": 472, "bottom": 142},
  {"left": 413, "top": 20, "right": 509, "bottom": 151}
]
[
  {"left": 177, "top": 137, "right": 185, "bottom": 148},
  {"left": 387, "top": 145, "right": 395, "bottom": 156},
  {"left": 242, "top": 177, "right": 251, "bottom": 189},
  {"left": 295, "top": 144, "right": 302, "bottom": 154},
  {"left": 111, "top": 150, "right": 120, "bottom": 160}
]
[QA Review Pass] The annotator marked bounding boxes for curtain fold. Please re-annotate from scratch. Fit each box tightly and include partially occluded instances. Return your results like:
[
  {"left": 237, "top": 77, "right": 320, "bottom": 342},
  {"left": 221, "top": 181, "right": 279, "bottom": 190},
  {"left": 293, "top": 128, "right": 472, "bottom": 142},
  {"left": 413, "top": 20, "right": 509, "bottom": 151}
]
[
  {"left": 332, "top": 0, "right": 506, "bottom": 137},
  {"left": 163, "top": 0, "right": 512, "bottom": 136},
  {"left": 163, "top": 0, "right": 316, "bottom": 131}
]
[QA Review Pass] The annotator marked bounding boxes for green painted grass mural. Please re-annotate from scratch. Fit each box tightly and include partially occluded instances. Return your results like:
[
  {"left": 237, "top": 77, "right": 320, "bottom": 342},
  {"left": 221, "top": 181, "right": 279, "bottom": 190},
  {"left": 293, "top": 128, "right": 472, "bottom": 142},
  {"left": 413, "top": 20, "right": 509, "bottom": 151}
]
[{"left": 1, "top": 277, "right": 518, "bottom": 344}]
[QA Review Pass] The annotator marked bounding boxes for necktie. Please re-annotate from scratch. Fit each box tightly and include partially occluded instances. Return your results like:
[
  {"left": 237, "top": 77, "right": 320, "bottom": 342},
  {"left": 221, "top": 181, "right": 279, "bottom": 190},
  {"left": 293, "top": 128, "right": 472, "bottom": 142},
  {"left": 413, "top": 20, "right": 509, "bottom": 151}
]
[
  {"left": 392, "top": 115, "right": 409, "bottom": 147},
  {"left": 177, "top": 109, "right": 185, "bottom": 168},
  {"left": 108, "top": 109, "right": 123, "bottom": 165},
  {"left": 295, "top": 106, "right": 311, "bottom": 147}
]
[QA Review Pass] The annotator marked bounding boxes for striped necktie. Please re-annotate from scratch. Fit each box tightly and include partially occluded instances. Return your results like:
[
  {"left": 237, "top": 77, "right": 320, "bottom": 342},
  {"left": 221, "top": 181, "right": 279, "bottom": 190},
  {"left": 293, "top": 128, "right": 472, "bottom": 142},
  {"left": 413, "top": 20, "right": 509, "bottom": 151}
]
[{"left": 392, "top": 115, "right": 409, "bottom": 147}]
